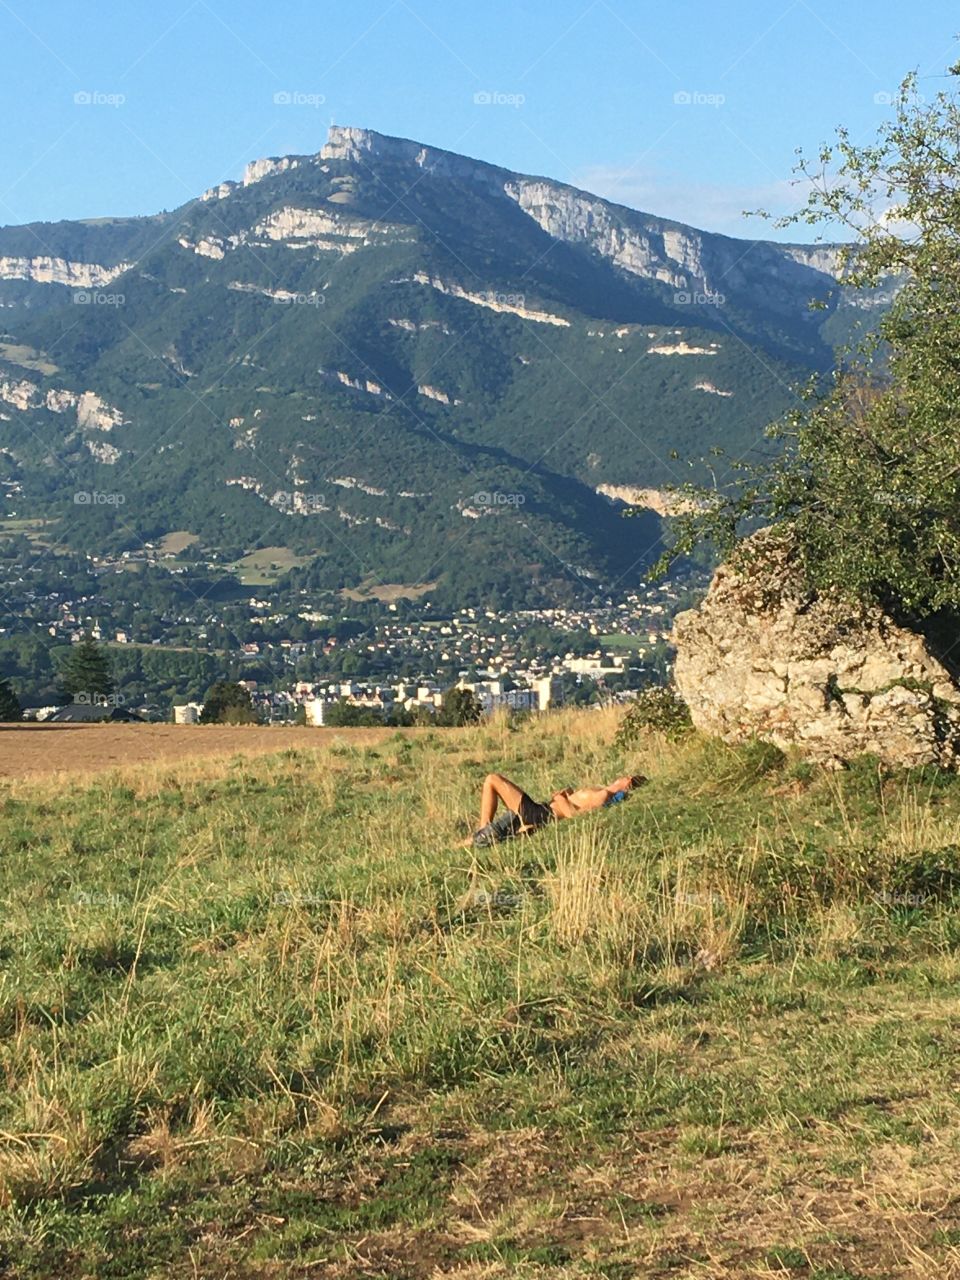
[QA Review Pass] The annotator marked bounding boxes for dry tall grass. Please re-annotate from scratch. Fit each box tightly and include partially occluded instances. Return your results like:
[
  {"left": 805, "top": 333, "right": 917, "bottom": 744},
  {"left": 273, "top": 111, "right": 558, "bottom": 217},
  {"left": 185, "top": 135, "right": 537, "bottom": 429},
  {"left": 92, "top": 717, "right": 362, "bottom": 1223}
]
[{"left": 2, "top": 713, "right": 960, "bottom": 1278}]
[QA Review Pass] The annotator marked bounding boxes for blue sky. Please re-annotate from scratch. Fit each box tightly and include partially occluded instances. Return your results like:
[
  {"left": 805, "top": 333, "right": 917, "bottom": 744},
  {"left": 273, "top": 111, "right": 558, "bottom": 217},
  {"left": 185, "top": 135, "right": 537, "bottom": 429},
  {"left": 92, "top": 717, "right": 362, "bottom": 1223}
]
[{"left": 0, "top": 0, "right": 956, "bottom": 240}]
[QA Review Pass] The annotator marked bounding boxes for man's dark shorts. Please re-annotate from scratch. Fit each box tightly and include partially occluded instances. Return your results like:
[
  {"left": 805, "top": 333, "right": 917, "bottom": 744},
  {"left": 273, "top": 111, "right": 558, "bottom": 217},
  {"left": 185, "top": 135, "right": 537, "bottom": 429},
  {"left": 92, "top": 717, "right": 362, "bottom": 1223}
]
[{"left": 473, "top": 791, "right": 553, "bottom": 847}]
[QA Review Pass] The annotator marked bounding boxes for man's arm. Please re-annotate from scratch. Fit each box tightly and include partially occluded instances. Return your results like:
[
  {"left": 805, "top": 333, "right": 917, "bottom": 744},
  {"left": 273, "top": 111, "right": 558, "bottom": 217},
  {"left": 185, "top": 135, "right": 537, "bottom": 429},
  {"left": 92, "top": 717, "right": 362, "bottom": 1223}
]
[
  {"left": 565, "top": 785, "right": 616, "bottom": 813},
  {"left": 548, "top": 788, "right": 578, "bottom": 819}
]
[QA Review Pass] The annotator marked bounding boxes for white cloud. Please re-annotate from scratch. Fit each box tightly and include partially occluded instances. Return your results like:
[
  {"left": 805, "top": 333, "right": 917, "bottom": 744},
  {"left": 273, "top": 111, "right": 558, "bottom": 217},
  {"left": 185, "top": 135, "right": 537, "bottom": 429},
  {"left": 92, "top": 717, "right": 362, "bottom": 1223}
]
[{"left": 569, "top": 163, "right": 828, "bottom": 242}]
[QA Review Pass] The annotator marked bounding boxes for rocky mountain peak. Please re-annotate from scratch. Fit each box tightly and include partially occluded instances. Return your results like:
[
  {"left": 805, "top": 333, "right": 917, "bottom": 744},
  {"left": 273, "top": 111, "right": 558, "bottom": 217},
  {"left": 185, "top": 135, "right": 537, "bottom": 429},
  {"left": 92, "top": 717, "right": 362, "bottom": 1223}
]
[
  {"left": 242, "top": 155, "right": 304, "bottom": 187},
  {"left": 320, "top": 125, "right": 508, "bottom": 192},
  {"left": 0, "top": 126, "right": 867, "bottom": 603}
]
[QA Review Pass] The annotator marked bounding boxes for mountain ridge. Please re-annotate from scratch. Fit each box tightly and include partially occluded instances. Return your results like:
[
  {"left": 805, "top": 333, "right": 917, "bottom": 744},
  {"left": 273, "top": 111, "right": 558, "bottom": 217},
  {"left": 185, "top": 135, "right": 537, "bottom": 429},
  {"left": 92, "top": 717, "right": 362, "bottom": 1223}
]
[
  {"left": 0, "top": 124, "right": 862, "bottom": 605},
  {"left": 1, "top": 124, "right": 844, "bottom": 316}
]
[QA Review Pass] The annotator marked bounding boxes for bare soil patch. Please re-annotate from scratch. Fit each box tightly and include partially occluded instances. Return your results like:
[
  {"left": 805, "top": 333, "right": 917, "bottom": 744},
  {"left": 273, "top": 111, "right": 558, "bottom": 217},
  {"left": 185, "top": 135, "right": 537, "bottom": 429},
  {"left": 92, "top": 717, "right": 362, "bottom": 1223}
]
[{"left": 0, "top": 722, "right": 394, "bottom": 779}]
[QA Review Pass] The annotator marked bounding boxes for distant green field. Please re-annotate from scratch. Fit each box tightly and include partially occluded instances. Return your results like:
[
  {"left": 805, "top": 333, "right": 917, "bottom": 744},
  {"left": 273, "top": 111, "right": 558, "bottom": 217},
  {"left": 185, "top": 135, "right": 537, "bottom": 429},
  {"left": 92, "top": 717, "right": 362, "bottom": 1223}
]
[
  {"left": 157, "top": 530, "right": 199, "bottom": 556},
  {"left": 341, "top": 579, "right": 438, "bottom": 603},
  {"left": 0, "top": 341, "right": 59, "bottom": 375},
  {"left": 1, "top": 712, "right": 959, "bottom": 1277},
  {"left": 230, "top": 546, "right": 313, "bottom": 585},
  {"left": 0, "top": 518, "right": 48, "bottom": 531},
  {"left": 0, "top": 516, "right": 59, "bottom": 548},
  {"left": 600, "top": 631, "right": 649, "bottom": 650}
]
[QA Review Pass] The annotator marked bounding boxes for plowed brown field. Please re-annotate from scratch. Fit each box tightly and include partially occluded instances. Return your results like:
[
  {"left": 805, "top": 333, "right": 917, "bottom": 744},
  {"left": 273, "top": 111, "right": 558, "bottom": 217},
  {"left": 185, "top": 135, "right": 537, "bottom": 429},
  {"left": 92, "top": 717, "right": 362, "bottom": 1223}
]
[{"left": 0, "top": 722, "right": 395, "bottom": 779}]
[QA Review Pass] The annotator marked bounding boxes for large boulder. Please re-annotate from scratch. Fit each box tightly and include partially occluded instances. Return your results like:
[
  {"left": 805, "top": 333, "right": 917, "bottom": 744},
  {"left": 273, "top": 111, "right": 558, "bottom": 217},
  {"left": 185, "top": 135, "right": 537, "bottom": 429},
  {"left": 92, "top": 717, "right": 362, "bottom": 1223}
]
[{"left": 672, "top": 531, "right": 960, "bottom": 769}]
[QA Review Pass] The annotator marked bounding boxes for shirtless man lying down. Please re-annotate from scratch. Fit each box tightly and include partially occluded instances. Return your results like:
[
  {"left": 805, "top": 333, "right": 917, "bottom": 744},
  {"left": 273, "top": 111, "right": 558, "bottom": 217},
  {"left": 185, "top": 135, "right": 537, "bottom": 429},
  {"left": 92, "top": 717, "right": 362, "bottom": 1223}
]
[{"left": 465, "top": 771, "right": 645, "bottom": 847}]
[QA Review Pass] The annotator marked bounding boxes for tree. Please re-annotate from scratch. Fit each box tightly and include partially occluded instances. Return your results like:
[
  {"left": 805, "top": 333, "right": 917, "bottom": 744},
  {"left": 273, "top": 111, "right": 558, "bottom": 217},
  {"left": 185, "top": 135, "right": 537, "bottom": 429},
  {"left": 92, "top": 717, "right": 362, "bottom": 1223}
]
[
  {"left": 385, "top": 705, "right": 415, "bottom": 727},
  {"left": 57, "top": 634, "right": 113, "bottom": 702},
  {"left": 0, "top": 677, "right": 20, "bottom": 722},
  {"left": 438, "top": 686, "right": 482, "bottom": 727},
  {"left": 558, "top": 672, "right": 599, "bottom": 707},
  {"left": 659, "top": 66, "right": 960, "bottom": 630},
  {"left": 323, "top": 699, "right": 382, "bottom": 727},
  {"left": 199, "top": 681, "right": 257, "bottom": 724}
]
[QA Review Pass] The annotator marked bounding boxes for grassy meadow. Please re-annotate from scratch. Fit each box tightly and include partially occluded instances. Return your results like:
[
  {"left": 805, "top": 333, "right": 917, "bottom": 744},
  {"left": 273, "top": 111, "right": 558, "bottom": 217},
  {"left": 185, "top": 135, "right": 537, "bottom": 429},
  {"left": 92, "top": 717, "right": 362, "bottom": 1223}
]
[{"left": 1, "top": 710, "right": 960, "bottom": 1278}]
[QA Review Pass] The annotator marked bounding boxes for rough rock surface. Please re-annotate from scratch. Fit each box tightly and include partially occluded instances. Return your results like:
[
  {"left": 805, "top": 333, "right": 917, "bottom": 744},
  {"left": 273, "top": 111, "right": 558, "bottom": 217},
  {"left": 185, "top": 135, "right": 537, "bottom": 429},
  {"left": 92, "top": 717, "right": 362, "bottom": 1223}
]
[
  {"left": 320, "top": 125, "right": 507, "bottom": 193},
  {"left": 318, "top": 127, "right": 844, "bottom": 319},
  {"left": 243, "top": 156, "right": 300, "bottom": 187},
  {"left": 406, "top": 271, "right": 570, "bottom": 326},
  {"left": 595, "top": 484, "right": 698, "bottom": 517},
  {"left": 672, "top": 533, "right": 960, "bottom": 769},
  {"left": 0, "top": 255, "right": 129, "bottom": 287}
]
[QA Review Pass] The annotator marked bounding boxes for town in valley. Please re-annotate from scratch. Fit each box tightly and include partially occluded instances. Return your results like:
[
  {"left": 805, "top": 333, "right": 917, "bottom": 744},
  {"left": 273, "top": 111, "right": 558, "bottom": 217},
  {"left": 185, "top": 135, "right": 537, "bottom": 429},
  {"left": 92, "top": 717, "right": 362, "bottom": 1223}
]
[{"left": 0, "top": 525, "right": 696, "bottom": 721}]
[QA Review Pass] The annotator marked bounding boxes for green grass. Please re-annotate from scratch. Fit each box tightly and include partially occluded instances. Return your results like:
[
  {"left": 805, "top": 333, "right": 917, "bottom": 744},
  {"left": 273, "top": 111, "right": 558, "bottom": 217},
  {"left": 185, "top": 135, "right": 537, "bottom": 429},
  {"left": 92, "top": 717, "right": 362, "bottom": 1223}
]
[
  {"left": 598, "top": 632, "right": 649, "bottom": 651},
  {"left": 1, "top": 710, "right": 960, "bottom": 1277},
  {"left": 0, "top": 342, "right": 59, "bottom": 375},
  {"left": 156, "top": 530, "right": 199, "bottom": 556},
  {"left": 229, "top": 546, "right": 312, "bottom": 585}
]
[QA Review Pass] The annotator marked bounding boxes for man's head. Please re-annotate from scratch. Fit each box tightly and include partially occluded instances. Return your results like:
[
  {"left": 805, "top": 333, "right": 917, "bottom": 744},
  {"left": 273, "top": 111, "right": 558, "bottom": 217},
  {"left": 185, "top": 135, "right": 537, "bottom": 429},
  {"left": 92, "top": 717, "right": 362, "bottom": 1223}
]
[{"left": 611, "top": 774, "right": 646, "bottom": 795}]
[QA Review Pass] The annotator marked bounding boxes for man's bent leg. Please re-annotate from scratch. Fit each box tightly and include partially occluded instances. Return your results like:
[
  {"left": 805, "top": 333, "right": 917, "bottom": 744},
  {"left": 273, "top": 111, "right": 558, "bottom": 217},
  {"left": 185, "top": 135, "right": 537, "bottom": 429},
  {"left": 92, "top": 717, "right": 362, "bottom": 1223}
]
[{"left": 478, "top": 773, "right": 526, "bottom": 828}]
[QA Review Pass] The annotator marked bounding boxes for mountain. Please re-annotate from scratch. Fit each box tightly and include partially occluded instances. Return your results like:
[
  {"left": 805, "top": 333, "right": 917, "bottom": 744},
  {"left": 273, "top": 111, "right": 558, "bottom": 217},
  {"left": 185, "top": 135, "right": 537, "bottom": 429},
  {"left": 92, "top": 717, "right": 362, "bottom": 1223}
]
[{"left": 0, "top": 125, "right": 857, "bottom": 604}]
